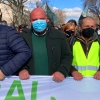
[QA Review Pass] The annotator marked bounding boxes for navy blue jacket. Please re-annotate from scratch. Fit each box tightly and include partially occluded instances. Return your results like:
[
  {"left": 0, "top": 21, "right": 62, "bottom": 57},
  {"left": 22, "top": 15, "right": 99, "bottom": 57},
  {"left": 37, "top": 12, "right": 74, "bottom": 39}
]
[{"left": 0, "top": 25, "right": 31, "bottom": 76}]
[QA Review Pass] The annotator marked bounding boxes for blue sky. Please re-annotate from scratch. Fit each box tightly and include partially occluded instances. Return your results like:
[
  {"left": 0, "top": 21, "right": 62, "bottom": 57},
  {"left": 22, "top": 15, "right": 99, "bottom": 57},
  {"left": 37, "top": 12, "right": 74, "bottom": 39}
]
[
  {"left": 50, "top": 0, "right": 83, "bottom": 9},
  {"left": 26, "top": 0, "right": 84, "bottom": 22},
  {"left": 49, "top": 0, "right": 83, "bottom": 21}
]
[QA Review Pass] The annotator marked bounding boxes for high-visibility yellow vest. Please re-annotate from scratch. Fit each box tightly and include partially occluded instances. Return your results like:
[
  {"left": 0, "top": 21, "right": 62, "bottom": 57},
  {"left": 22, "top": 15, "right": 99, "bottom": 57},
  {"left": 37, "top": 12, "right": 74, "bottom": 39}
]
[{"left": 72, "top": 41, "right": 100, "bottom": 76}]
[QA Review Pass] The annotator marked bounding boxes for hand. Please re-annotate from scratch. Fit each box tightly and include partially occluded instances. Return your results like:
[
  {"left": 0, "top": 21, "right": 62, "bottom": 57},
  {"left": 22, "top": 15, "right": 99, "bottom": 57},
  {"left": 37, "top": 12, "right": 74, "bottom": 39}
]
[
  {"left": 94, "top": 71, "right": 100, "bottom": 80},
  {"left": 52, "top": 71, "right": 65, "bottom": 82},
  {"left": 19, "top": 69, "right": 30, "bottom": 80},
  {"left": 72, "top": 71, "right": 83, "bottom": 81},
  {"left": 0, "top": 70, "right": 5, "bottom": 80}
]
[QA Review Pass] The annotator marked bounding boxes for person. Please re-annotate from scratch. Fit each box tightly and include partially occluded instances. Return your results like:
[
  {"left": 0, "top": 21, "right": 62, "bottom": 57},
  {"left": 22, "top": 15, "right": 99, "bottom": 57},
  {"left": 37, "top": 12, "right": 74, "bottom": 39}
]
[
  {"left": 62, "top": 22, "right": 76, "bottom": 38},
  {"left": 25, "top": 24, "right": 29, "bottom": 29},
  {"left": 54, "top": 25, "right": 59, "bottom": 30},
  {"left": 70, "top": 16, "right": 100, "bottom": 80},
  {"left": 62, "top": 24, "right": 65, "bottom": 27},
  {"left": 0, "top": 20, "right": 8, "bottom": 25},
  {"left": 18, "top": 24, "right": 26, "bottom": 33},
  {"left": 18, "top": 8, "right": 72, "bottom": 82},
  {"left": 0, "top": 25, "right": 31, "bottom": 80},
  {"left": 67, "top": 19, "right": 77, "bottom": 27},
  {"left": 67, "top": 19, "right": 79, "bottom": 33}
]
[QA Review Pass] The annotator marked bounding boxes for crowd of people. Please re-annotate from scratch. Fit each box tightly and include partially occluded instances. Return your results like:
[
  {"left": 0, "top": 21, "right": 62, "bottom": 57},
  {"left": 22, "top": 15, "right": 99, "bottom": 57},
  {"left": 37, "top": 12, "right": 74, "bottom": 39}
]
[{"left": 0, "top": 7, "right": 100, "bottom": 82}]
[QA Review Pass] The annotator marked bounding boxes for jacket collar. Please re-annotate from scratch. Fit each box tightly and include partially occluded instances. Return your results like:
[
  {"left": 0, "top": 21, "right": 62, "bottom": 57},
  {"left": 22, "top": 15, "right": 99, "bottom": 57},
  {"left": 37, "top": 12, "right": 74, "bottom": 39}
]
[
  {"left": 75, "top": 32, "right": 99, "bottom": 43},
  {"left": 23, "top": 23, "right": 65, "bottom": 40}
]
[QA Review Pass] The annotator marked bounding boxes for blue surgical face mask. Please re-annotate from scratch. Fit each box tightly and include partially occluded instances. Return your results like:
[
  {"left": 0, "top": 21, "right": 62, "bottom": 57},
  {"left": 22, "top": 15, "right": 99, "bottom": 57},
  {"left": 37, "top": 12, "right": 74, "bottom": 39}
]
[{"left": 32, "top": 19, "right": 47, "bottom": 32}]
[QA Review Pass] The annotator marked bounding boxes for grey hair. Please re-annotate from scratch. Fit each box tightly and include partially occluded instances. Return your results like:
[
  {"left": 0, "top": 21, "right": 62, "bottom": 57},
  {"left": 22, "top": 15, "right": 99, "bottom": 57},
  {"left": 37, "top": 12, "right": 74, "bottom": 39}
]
[{"left": 79, "top": 16, "right": 95, "bottom": 26}]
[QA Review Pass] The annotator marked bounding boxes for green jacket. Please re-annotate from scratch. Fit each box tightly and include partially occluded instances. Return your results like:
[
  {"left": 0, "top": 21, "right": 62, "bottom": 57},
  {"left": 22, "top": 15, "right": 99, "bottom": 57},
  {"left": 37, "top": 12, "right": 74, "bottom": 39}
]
[{"left": 20, "top": 25, "right": 72, "bottom": 77}]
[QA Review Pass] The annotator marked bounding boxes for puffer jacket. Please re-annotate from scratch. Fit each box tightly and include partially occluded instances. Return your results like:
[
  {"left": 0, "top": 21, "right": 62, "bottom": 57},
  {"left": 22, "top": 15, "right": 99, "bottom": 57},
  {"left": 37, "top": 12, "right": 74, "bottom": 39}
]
[{"left": 0, "top": 25, "right": 31, "bottom": 76}]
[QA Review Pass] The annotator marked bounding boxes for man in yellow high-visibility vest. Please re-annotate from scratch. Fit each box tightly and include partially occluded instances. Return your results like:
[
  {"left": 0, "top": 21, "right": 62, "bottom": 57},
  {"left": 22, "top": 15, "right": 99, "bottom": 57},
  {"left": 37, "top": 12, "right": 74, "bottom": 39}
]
[{"left": 70, "top": 16, "right": 100, "bottom": 80}]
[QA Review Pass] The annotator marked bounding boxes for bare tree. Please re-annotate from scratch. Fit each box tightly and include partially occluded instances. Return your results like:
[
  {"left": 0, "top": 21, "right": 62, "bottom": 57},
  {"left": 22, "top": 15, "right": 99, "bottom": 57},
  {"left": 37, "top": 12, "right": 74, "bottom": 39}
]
[
  {"left": 1, "top": 0, "right": 29, "bottom": 27},
  {"left": 0, "top": 9, "right": 2, "bottom": 21},
  {"left": 0, "top": 0, "right": 2, "bottom": 21},
  {"left": 1, "top": 0, "right": 66, "bottom": 27},
  {"left": 82, "top": 0, "right": 100, "bottom": 23},
  {"left": 35, "top": 0, "right": 50, "bottom": 13},
  {"left": 54, "top": 9, "right": 67, "bottom": 25},
  {"left": 35, "top": 0, "right": 49, "bottom": 8},
  {"left": 35, "top": 1, "right": 66, "bottom": 25},
  {"left": 0, "top": 0, "right": 2, "bottom": 3}
]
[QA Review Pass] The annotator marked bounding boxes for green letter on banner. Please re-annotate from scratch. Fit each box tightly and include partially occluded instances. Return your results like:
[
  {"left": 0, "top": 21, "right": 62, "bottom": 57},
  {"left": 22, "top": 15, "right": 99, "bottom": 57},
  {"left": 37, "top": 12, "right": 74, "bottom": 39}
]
[
  {"left": 51, "top": 97, "right": 56, "bottom": 100},
  {"left": 5, "top": 80, "right": 25, "bottom": 100},
  {"left": 31, "top": 81, "right": 38, "bottom": 100}
]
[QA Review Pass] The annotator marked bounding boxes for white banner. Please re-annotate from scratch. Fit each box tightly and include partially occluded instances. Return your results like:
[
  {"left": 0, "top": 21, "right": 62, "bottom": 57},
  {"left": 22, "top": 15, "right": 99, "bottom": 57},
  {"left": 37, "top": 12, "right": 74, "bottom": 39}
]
[{"left": 0, "top": 76, "right": 100, "bottom": 100}]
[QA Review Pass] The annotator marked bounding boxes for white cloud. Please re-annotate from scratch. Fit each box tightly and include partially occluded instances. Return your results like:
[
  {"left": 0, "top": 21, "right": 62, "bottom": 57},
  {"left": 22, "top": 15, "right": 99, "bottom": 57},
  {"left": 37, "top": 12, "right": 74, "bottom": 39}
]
[
  {"left": 24, "top": 1, "right": 82, "bottom": 18},
  {"left": 63, "top": 7, "right": 82, "bottom": 18},
  {"left": 27, "top": 0, "right": 41, "bottom": 2},
  {"left": 53, "top": 7, "right": 59, "bottom": 10},
  {"left": 53, "top": 7, "right": 82, "bottom": 18}
]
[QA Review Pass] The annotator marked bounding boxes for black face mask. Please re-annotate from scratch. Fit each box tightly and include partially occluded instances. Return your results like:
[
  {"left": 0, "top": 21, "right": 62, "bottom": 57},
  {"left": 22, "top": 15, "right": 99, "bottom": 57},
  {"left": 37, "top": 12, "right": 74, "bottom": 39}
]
[
  {"left": 65, "top": 30, "right": 74, "bottom": 38},
  {"left": 81, "top": 28, "right": 94, "bottom": 38}
]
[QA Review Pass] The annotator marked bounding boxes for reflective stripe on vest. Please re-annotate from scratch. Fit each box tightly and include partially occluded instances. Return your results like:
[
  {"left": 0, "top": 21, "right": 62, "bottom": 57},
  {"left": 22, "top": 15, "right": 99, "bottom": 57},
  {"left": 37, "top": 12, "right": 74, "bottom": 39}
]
[
  {"left": 75, "top": 66, "right": 99, "bottom": 71},
  {"left": 72, "top": 41, "right": 100, "bottom": 76}
]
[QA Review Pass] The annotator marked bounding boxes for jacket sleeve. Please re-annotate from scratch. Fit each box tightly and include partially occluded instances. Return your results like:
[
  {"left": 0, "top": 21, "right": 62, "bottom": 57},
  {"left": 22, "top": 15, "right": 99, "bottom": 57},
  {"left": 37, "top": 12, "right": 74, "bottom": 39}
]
[
  {"left": 69, "top": 66, "right": 77, "bottom": 76},
  {"left": 57, "top": 35, "right": 73, "bottom": 77},
  {"left": 1, "top": 27, "right": 32, "bottom": 76},
  {"left": 18, "top": 29, "right": 32, "bottom": 73}
]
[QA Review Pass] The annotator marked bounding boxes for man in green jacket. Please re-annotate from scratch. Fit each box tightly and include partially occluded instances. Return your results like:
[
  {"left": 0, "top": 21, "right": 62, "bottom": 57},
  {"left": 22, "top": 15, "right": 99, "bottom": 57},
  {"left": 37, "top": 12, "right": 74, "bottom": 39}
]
[{"left": 19, "top": 8, "right": 72, "bottom": 82}]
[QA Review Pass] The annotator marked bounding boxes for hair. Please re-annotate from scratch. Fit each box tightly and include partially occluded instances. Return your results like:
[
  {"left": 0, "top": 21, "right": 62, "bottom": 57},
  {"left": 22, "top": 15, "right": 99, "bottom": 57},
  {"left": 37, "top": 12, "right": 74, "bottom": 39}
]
[
  {"left": 0, "top": 20, "right": 7, "bottom": 25},
  {"left": 79, "top": 16, "right": 95, "bottom": 26},
  {"left": 62, "top": 24, "right": 65, "bottom": 26},
  {"left": 62, "top": 22, "right": 76, "bottom": 34},
  {"left": 67, "top": 19, "right": 77, "bottom": 26},
  {"left": 18, "top": 24, "right": 26, "bottom": 30}
]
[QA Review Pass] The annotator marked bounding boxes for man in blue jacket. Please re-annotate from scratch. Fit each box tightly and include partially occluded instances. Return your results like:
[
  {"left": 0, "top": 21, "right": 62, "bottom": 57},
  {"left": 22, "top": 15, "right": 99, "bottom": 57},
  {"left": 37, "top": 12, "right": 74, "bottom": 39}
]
[{"left": 0, "top": 25, "right": 31, "bottom": 80}]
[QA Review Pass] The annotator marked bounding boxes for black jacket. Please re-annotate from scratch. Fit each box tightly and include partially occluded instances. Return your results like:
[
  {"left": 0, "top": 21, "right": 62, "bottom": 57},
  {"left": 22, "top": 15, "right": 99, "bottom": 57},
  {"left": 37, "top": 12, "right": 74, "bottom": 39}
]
[{"left": 20, "top": 24, "right": 73, "bottom": 77}]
